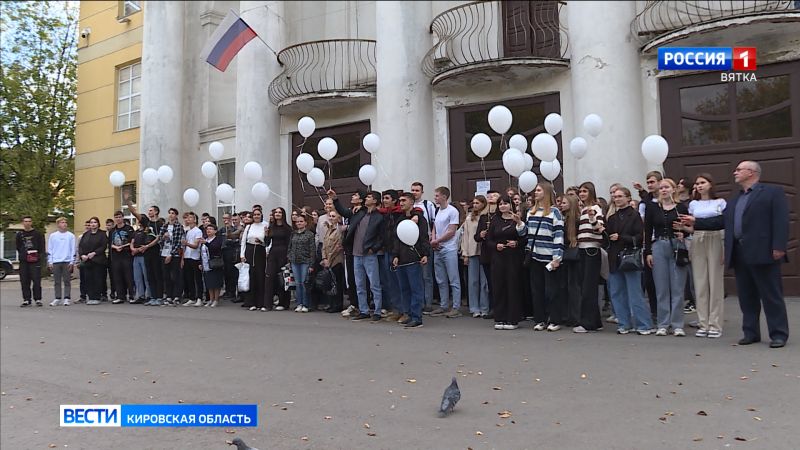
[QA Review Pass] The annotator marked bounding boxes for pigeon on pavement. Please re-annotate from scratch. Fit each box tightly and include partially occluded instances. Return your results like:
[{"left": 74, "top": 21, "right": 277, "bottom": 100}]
[
  {"left": 227, "top": 437, "right": 258, "bottom": 450},
  {"left": 438, "top": 376, "right": 461, "bottom": 417}
]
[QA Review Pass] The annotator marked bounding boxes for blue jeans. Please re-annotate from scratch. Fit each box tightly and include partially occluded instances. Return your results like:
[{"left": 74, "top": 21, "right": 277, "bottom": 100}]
[
  {"left": 422, "top": 257, "right": 434, "bottom": 307},
  {"left": 379, "top": 252, "right": 400, "bottom": 312},
  {"left": 467, "top": 256, "right": 489, "bottom": 314},
  {"left": 354, "top": 254, "right": 382, "bottom": 314},
  {"left": 292, "top": 263, "right": 310, "bottom": 307},
  {"left": 608, "top": 270, "right": 653, "bottom": 331},
  {"left": 651, "top": 239, "right": 688, "bottom": 329},
  {"left": 434, "top": 250, "right": 461, "bottom": 309},
  {"left": 132, "top": 256, "right": 151, "bottom": 298},
  {"left": 396, "top": 262, "right": 424, "bottom": 323}
]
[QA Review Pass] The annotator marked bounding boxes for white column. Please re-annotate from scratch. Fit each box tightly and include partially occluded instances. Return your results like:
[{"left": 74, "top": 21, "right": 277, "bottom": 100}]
[
  {"left": 374, "top": 1, "right": 434, "bottom": 191},
  {"left": 235, "top": 1, "right": 284, "bottom": 210},
  {"left": 567, "top": 1, "right": 649, "bottom": 191},
  {"left": 140, "top": 1, "right": 185, "bottom": 210}
]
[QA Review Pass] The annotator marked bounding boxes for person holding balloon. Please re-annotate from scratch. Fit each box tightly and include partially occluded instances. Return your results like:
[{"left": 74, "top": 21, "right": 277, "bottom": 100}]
[{"left": 392, "top": 192, "right": 431, "bottom": 328}]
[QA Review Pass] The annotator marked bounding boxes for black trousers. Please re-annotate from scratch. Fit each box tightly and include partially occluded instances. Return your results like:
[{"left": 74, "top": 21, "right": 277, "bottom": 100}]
[
  {"left": 734, "top": 250, "right": 789, "bottom": 342},
  {"left": 521, "top": 260, "right": 533, "bottom": 318},
  {"left": 491, "top": 251, "right": 523, "bottom": 325},
  {"left": 244, "top": 244, "right": 266, "bottom": 308},
  {"left": 83, "top": 262, "right": 105, "bottom": 300},
  {"left": 144, "top": 251, "right": 163, "bottom": 299},
  {"left": 578, "top": 249, "right": 603, "bottom": 330},
  {"left": 182, "top": 258, "right": 203, "bottom": 300},
  {"left": 326, "top": 263, "right": 346, "bottom": 311},
  {"left": 162, "top": 256, "right": 183, "bottom": 299},
  {"left": 528, "top": 261, "right": 562, "bottom": 325},
  {"left": 481, "top": 262, "right": 493, "bottom": 311},
  {"left": 79, "top": 264, "right": 88, "bottom": 298},
  {"left": 19, "top": 261, "right": 42, "bottom": 301},
  {"left": 555, "top": 261, "right": 581, "bottom": 326},
  {"left": 111, "top": 256, "right": 135, "bottom": 300},
  {"left": 265, "top": 246, "right": 289, "bottom": 309},
  {"left": 222, "top": 246, "right": 239, "bottom": 297}
]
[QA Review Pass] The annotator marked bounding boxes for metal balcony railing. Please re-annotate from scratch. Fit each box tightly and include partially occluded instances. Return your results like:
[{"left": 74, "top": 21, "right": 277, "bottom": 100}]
[
  {"left": 422, "top": 1, "right": 568, "bottom": 80},
  {"left": 632, "top": 0, "right": 796, "bottom": 39},
  {"left": 268, "top": 39, "right": 377, "bottom": 106}
]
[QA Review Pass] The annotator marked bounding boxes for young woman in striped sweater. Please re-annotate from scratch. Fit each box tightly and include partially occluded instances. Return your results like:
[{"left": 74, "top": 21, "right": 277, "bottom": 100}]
[
  {"left": 525, "top": 182, "right": 565, "bottom": 331},
  {"left": 574, "top": 182, "right": 605, "bottom": 333}
]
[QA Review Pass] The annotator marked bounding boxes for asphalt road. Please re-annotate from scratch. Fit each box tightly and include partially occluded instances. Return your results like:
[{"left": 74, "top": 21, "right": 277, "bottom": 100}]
[{"left": 1, "top": 279, "right": 798, "bottom": 449}]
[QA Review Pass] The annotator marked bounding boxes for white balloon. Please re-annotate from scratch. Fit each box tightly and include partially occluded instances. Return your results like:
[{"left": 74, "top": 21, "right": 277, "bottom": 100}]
[
  {"left": 502, "top": 149, "right": 525, "bottom": 177},
  {"left": 307, "top": 168, "right": 325, "bottom": 187},
  {"left": 243, "top": 161, "right": 262, "bottom": 180},
  {"left": 317, "top": 137, "right": 338, "bottom": 161},
  {"left": 298, "top": 116, "right": 316, "bottom": 138},
  {"left": 523, "top": 153, "right": 534, "bottom": 172},
  {"left": 296, "top": 153, "right": 315, "bottom": 174},
  {"left": 641, "top": 134, "right": 669, "bottom": 164},
  {"left": 215, "top": 183, "right": 234, "bottom": 203},
  {"left": 540, "top": 160, "right": 561, "bottom": 181},
  {"left": 157, "top": 165, "right": 174, "bottom": 183},
  {"left": 363, "top": 133, "right": 381, "bottom": 154},
  {"left": 544, "top": 113, "right": 563, "bottom": 135},
  {"left": 518, "top": 171, "right": 539, "bottom": 193},
  {"left": 583, "top": 113, "right": 603, "bottom": 137},
  {"left": 569, "top": 137, "right": 588, "bottom": 160},
  {"left": 396, "top": 219, "right": 420, "bottom": 246},
  {"left": 183, "top": 188, "right": 200, "bottom": 207},
  {"left": 201, "top": 161, "right": 217, "bottom": 179},
  {"left": 470, "top": 133, "right": 492, "bottom": 158},
  {"left": 509, "top": 134, "right": 528, "bottom": 152},
  {"left": 109, "top": 170, "right": 126, "bottom": 187},
  {"left": 359, "top": 164, "right": 378, "bottom": 186},
  {"left": 250, "top": 182, "right": 270, "bottom": 202},
  {"left": 208, "top": 141, "right": 224, "bottom": 160},
  {"left": 531, "top": 133, "right": 558, "bottom": 162},
  {"left": 141, "top": 168, "right": 158, "bottom": 186},
  {"left": 488, "top": 105, "right": 513, "bottom": 135}
]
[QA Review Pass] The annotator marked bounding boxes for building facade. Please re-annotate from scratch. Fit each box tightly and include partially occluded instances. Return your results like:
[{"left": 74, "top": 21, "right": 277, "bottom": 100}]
[{"left": 74, "top": 0, "right": 800, "bottom": 293}]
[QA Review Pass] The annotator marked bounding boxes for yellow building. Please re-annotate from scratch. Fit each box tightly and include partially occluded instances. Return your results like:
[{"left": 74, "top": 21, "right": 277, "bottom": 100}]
[{"left": 75, "top": 1, "right": 143, "bottom": 223}]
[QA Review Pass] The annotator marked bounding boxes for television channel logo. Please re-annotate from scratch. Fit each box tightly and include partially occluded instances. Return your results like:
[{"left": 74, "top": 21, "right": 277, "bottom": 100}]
[{"left": 658, "top": 47, "right": 757, "bottom": 81}]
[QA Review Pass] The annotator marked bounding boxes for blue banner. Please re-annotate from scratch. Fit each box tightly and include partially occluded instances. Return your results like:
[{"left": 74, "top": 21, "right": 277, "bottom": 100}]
[
  {"left": 658, "top": 47, "right": 732, "bottom": 71},
  {"left": 120, "top": 404, "right": 258, "bottom": 427}
]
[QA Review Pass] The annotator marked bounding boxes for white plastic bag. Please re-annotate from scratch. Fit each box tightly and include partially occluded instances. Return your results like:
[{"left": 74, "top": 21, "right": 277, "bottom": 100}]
[{"left": 236, "top": 262, "right": 250, "bottom": 292}]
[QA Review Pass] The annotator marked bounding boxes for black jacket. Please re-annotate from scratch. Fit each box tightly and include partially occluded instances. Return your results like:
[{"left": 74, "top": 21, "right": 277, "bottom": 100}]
[
  {"left": 605, "top": 206, "right": 643, "bottom": 272},
  {"left": 334, "top": 199, "right": 385, "bottom": 254},
  {"left": 392, "top": 210, "right": 431, "bottom": 264},
  {"left": 722, "top": 183, "right": 789, "bottom": 268},
  {"left": 16, "top": 229, "right": 45, "bottom": 264}
]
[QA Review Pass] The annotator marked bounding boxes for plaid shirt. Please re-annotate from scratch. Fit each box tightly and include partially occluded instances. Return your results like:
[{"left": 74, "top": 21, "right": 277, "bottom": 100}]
[{"left": 161, "top": 220, "right": 185, "bottom": 257}]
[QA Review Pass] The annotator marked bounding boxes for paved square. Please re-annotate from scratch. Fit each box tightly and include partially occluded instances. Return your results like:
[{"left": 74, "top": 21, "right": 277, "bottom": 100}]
[{"left": 2, "top": 280, "right": 798, "bottom": 449}]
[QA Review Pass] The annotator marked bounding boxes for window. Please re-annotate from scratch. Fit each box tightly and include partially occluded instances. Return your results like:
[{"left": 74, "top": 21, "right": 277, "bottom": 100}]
[
  {"left": 116, "top": 62, "right": 141, "bottom": 131},
  {"left": 120, "top": 183, "right": 137, "bottom": 226},
  {"left": 2, "top": 231, "right": 17, "bottom": 261},
  {"left": 117, "top": 1, "right": 141, "bottom": 21},
  {"left": 217, "top": 160, "right": 236, "bottom": 219}
]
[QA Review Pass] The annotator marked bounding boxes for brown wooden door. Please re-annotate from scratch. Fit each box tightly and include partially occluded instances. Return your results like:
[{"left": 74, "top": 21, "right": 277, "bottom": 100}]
[
  {"left": 448, "top": 93, "right": 562, "bottom": 204},
  {"left": 291, "top": 121, "right": 371, "bottom": 211},
  {"left": 659, "top": 60, "right": 800, "bottom": 295},
  {"left": 502, "top": 1, "right": 560, "bottom": 59}
]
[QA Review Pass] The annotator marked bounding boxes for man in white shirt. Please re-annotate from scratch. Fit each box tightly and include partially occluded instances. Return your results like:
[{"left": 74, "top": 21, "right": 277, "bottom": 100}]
[
  {"left": 429, "top": 186, "right": 462, "bottom": 318},
  {"left": 181, "top": 212, "right": 204, "bottom": 306},
  {"left": 411, "top": 182, "right": 436, "bottom": 311},
  {"left": 48, "top": 217, "right": 76, "bottom": 306}
]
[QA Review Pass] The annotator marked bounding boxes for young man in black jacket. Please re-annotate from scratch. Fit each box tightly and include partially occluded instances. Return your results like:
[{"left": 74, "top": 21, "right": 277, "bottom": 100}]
[
  {"left": 392, "top": 193, "right": 430, "bottom": 328},
  {"left": 329, "top": 189, "right": 385, "bottom": 322},
  {"left": 379, "top": 189, "right": 404, "bottom": 321},
  {"left": 17, "top": 216, "right": 46, "bottom": 307}
]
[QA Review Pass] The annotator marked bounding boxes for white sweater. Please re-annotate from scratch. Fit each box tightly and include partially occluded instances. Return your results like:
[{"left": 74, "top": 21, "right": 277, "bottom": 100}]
[{"left": 48, "top": 230, "right": 76, "bottom": 264}]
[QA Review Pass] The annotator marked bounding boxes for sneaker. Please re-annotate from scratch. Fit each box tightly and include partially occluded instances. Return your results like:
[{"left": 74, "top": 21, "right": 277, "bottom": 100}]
[
  {"left": 572, "top": 326, "right": 588, "bottom": 333},
  {"left": 494, "top": 322, "right": 505, "bottom": 330},
  {"left": 606, "top": 315, "right": 619, "bottom": 324},
  {"left": 380, "top": 309, "right": 388, "bottom": 318},
  {"left": 422, "top": 306, "right": 434, "bottom": 315},
  {"left": 50, "top": 299, "right": 63, "bottom": 306},
  {"left": 111, "top": 299, "right": 123, "bottom": 304},
  {"left": 301, "top": 306, "right": 309, "bottom": 313},
  {"left": 707, "top": 330, "right": 722, "bottom": 339},
  {"left": 445, "top": 309, "right": 463, "bottom": 318},
  {"left": 210, "top": 301, "right": 218, "bottom": 308},
  {"left": 193, "top": 299, "right": 203, "bottom": 307},
  {"left": 250, "top": 306, "right": 258, "bottom": 311},
  {"left": 673, "top": 328, "right": 686, "bottom": 337},
  {"left": 617, "top": 328, "right": 630, "bottom": 335},
  {"left": 533, "top": 322, "right": 546, "bottom": 331},
  {"left": 182, "top": 299, "right": 194, "bottom": 306},
  {"left": 547, "top": 324, "right": 561, "bottom": 332},
  {"left": 429, "top": 308, "right": 447, "bottom": 317},
  {"left": 151, "top": 299, "right": 163, "bottom": 306},
  {"left": 472, "top": 312, "right": 482, "bottom": 318},
  {"left": 397, "top": 314, "right": 410, "bottom": 323},
  {"left": 294, "top": 305, "right": 303, "bottom": 312},
  {"left": 275, "top": 306, "right": 285, "bottom": 311},
  {"left": 655, "top": 328, "right": 668, "bottom": 336},
  {"left": 35, "top": 300, "right": 43, "bottom": 307},
  {"left": 144, "top": 299, "right": 154, "bottom": 306},
  {"left": 404, "top": 320, "right": 423, "bottom": 328},
  {"left": 695, "top": 329, "right": 708, "bottom": 338},
  {"left": 261, "top": 307, "right": 268, "bottom": 312},
  {"left": 637, "top": 329, "right": 653, "bottom": 336},
  {"left": 351, "top": 313, "right": 370, "bottom": 321},
  {"left": 370, "top": 314, "right": 382, "bottom": 322},
  {"left": 683, "top": 304, "right": 696, "bottom": 313},
  {"left": 342, "top": 305, "right": 356, "bottom": 317},
  {"left": 503, "top": 324, "right": 519, "bottom": 330},
  {"left": 62, "top": 299, "right": 71, "bottom": 306},
  {"left": 86, "top": 299, "right": 101, "bottom": 305},
  {"left": 20, "top": 300, "right": 32, "bottom": 307},
  {"left": 384, "top": 312, "right": 401, "bottom": 322}
]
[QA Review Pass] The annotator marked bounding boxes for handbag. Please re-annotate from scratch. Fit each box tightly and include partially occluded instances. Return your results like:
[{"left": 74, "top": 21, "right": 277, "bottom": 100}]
[
  {"left": 314, "top": 267, "right": 338, "bottom": 296},
  {"left": 673, "top": 240, "right": 690, "bottom": 267},
  {"left": 26, "top": 251, "right": 39, "bottom": 263},
  {"left": 281, "top": 264, "right": 296, "bottom": 291},
  {"left": 209, "top": 256, "right": 224, "bottom": 270},
  {"left": 618, "top": 247, "right": 644, "bottom": 272},
  {"left": 236, "top": 262, "right": 250, "bottom": 292}
]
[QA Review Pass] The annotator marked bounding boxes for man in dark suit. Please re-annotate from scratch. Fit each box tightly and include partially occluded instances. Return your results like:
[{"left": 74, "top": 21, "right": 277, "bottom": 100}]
[{"left": 700, "top": 161, "right": 789, "bottom": 349}]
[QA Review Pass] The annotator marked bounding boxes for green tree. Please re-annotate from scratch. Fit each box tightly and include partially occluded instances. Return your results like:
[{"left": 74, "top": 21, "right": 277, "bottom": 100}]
[{"left": 0, "top": 1, "right": 77, "bottom": 231}]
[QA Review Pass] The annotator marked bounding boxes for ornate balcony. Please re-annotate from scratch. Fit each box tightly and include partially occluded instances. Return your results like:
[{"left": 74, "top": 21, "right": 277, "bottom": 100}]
[
  {"left": 632, "top": 1, "right": 800, "bottom": 53},
  {"left": 422, "top": 1, "right": 569, "bottom": 88},
  {"left": 268, "top": 39, "right": 377, "bottom": 113}
]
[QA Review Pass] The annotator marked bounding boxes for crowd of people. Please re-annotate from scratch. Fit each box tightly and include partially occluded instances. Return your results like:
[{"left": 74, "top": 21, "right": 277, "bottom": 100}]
[{"left": 16, "top": 160, "right": 789, "bottom": 347}]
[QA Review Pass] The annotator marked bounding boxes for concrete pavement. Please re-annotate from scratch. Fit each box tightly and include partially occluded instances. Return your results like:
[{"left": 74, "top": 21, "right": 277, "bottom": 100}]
[{"left": 1, "top": 280, "right": 798, "bottom": 449}]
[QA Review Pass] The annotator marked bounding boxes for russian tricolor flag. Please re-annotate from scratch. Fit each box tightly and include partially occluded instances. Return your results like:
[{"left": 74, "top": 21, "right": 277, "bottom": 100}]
[{"left": 201, "top": 10, "right": 258, "bottom": 72}]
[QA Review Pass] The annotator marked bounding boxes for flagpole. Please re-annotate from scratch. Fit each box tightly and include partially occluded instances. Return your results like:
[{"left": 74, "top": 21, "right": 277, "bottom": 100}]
[{"left": 233, "top": 9, "right": 281, "bottom": 61}]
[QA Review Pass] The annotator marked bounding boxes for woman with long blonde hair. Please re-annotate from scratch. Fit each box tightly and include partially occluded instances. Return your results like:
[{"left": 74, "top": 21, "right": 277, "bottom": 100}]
[{"left": 460, "top": 195, "right": 490, "bottom": 317}]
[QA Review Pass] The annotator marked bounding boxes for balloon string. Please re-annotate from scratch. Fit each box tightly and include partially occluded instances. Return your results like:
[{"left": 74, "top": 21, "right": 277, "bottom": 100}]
[
  {"left": 376, "top": 162, "right": 396, "bottom": 189},
  {"left": 268, "top": 189, "right": 303, "bottom": 212},
  {"left": 480, "top": 158, "right": 487, "bottom": 182},
  {"left": 298, "top": 168, "right": 307, "bottom": 193}
]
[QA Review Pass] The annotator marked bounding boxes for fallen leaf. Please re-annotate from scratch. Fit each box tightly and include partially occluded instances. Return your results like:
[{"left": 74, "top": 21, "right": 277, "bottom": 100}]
[
  {"left": 281, "top": 407, "right": 287, "bottom": 411},
  {"left": 740, "top": 376, "right": 749, "bottom": 380},
  {"left": 734, "top": 437, "right": 748, "bottom": 442},
  {"left": 225, "top": 429, "right": 235, "bottom": 434},
  {"left": 655, "top": 394, "right": 661, "bottom": 399},
  {"left": 492, "top": 386, "right": 503, "bottom": 391},
  {"left": 746, "top": 407, "right": 758, "bottom": 412},
  {"left": 692, "top": 437, "right": 703, "bottom": 442},
  {"left": 477, "top": 371, "right": 483, "bottom": 375},
  {"left": 695, "top": 353, "right": 701, "bottom": 357},
  {"left": 725, "top": 395, "right": 734, "bottom": 400},
  {"left": 482, "top": 401, "right": 490, "bottom": 405},
  {"left": 523, "top": 358, "right": 529, "bottom": 362},
  {"left": 324, "top": 416, "right": 332, "bottom": 420},
  {"left": 665, "top": 411, "right": 675, "bottom": 416},
  {"left": 475, "top": 431, "right": 483, "bottom": 436},
  {"left": 301, "top": 436, "right": 309, "bottom": 441},
  {"left": 225, "top": 356, "right": 232, "bottom": 359},
  {"left": 406, "top": 379, "right": 417, "bottom": 383},
  {"left": 696, "top": 411, "right": 708, "bottom": 416},
  {"left": 49, "top": 445, "right": 56, "bottom": 448},
  {"left": 535, "top": 378, "right": 541, "bottom": 382},
  {"left": 317, "top": 378, "right": 323, "bottom": 381},
  {"left": 367, "top": 432, "right": 377, "bottom": 437},
  {"left": 753, "top": 416, "right": 762, "bottom": 421},
  {"left": 25, "top": 397, "right": 32, "bottom": 401},
  {"left": 658, "top": 417, "right": 667, "bottom": 422},
  {"left": 642, "top": 381, "right": 649, "bottom": 385},
  {"left": 498, "top": 410, "right": 512, "bottom": 419},
  {"left": 750, "top": 369, "right": 758, "bottom": 373},
  {"left": 177, "top": 400, "right": 184, "bottom": 404},
  {"left": 496, "top": 423, "right": 504, "bottom": 427},
  {"left": 364, "top": 423, "right": 370, "bottom": 429},
  {"left": 717, "top": 435, "right": 724, "bottom": 439},
  {"left": 580, "top": 373, "right": 587, "bottom": 379},
  {"left": 771, "top": 363, "right": 779, "bottom": 367},
  {"left": 400, "top": 395, "right": 408, "bottom": 399}
]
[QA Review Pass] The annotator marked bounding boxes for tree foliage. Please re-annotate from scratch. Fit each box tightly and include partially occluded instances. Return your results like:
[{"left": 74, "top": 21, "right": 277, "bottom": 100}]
[{"left": 0, "top": 1, "right": 77, "bottom": 231}]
